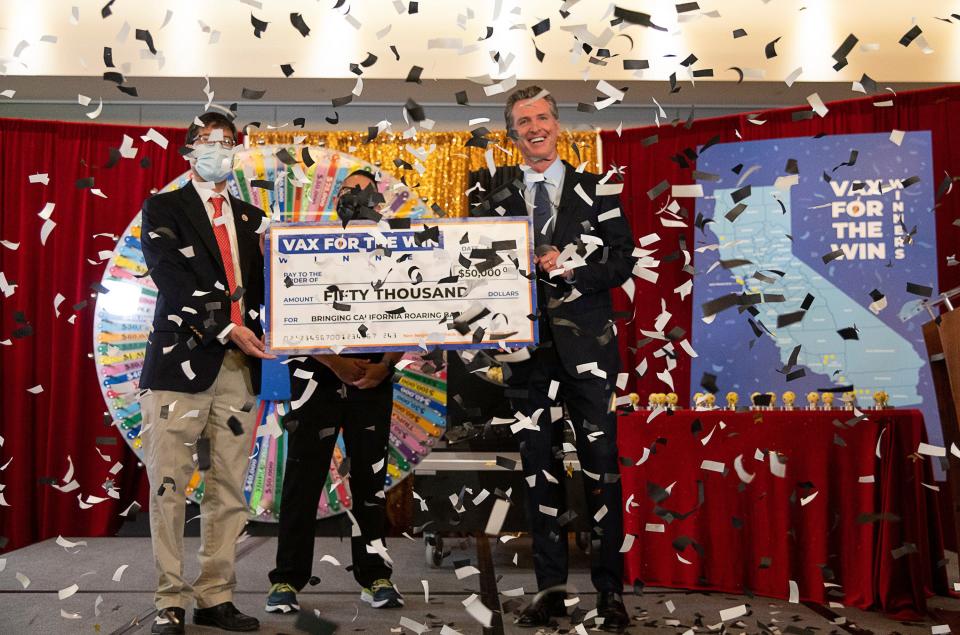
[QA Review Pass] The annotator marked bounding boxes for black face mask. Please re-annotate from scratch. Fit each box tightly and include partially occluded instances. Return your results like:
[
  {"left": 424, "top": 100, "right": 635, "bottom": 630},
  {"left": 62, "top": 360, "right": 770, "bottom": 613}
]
[{"left": 335, "top": 183, "right": 384, "bottom": 228}]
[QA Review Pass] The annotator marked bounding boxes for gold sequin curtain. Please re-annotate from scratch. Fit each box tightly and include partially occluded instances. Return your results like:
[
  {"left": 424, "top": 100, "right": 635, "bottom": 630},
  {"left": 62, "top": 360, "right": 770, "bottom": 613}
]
[{"left": 248, "top": 130, "right": 598, "bottom": 217}]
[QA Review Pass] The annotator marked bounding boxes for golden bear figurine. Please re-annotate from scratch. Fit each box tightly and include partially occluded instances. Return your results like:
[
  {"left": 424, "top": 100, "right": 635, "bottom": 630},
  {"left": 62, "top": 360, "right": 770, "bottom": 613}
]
[
  {"left": 726, "top": 392, "right": 738, "bottom": 411},
  {"left": 821, "top": 392, "right": 834, "bottom": 410},
  {"left": 782, "top": 391, "right": 796, "bottom": 410}
]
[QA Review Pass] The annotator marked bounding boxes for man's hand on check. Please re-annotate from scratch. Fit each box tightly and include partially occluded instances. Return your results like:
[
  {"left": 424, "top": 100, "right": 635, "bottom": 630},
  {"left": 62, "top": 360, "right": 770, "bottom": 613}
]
[
  {"left": 534, "top": 245, "right": 573, "bottom": 279},
  {"left": 352, "top": 360, "right": 391, "bottom": 389},
  {"left": 322, "top": 356, "right": 367, "bottom": 384},
  {"left": 228, "top": 326, "right": 277, "bottom": 359}
]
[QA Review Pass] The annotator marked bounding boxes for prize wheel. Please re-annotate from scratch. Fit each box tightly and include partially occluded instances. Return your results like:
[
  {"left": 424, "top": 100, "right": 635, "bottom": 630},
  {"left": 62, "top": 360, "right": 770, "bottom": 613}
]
[{"left": 94, "top": 145, "right": 447, "bottom": 521}]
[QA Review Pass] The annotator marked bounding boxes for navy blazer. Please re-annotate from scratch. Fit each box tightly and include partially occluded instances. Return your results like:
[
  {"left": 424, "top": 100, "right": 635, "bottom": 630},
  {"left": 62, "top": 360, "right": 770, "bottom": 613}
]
[
  {"left": 139, "top": 181, "right": 266, "bottom": 394},
  {"left": 473, "top": 161, "right": 634, "bottom": 377}
]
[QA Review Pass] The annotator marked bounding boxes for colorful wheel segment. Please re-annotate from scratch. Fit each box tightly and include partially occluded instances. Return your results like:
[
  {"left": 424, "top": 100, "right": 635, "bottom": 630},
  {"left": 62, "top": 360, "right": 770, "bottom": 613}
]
[{"left": 94, "top": 145, "right": 445, "bottom": 522}]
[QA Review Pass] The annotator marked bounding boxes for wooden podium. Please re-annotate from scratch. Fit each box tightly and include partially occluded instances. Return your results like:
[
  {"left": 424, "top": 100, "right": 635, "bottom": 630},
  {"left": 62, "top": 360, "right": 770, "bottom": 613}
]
[{"left": 921, "top": 295, "right": 960, "bottom": 561}]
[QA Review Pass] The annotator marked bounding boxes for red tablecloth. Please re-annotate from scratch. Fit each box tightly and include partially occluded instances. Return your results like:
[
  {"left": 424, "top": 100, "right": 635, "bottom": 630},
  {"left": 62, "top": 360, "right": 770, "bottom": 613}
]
[{"left": 617, "top": 409, "right": 948, "bottom": 619}]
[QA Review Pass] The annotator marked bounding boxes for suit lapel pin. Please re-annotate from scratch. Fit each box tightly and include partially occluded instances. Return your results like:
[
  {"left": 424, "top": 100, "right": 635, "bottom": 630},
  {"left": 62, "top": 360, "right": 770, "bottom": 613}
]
[{"left": 241, "top": 213, "right": 249, "bottom": 222}]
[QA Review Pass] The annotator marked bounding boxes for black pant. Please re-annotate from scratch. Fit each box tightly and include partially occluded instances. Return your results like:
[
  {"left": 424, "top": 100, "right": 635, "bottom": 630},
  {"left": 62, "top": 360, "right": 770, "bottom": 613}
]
[
  {"left": 269, "top": 381, "right": 393, "bottom": 590},
  {"left": 511, "top": 345, "right": 624, "bottom": 593}
]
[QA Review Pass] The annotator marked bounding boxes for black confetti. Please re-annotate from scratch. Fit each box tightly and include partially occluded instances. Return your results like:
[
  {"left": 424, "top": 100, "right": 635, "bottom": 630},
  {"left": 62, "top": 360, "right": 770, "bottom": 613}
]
[
  {"left": 837, "top": 326, "right": 859, "bottom": 340},
  {"left": 899, "top": 25, "right": 922, "bottom": 47},
  {"left": 406, "top": 65, "right": 423, "bottom": 83},
  {"left": 532, "top": 18, "right": 550, "bottom": 36},
  {"left": 832, "top": 33, "right": 858, "bottom": 71},
  {"left": 822, "top": 248, "right": 844, "bottom": 264},
  {"left": 764, "top": 36, "right": 781, "bottom": 59},
  {"left": 250, "top": 14, "right": 268, "bottom": 38},
  {"left": 613, "top": 6, "right": 668, "bottom": 31},
  {"left": 906, "top": 282, "right": 933, "bottom": 297},
  {"left": 241, "top": 87, "right": 267, "bottom": 100},
  {"left": 227, "top": 416, "right": 244, "bottom": 436},
  {"left": 196, "top": 437, "right": 211, "bottom": 471},
  {"left": 135, "top": 29, "right": 157, "bottom": 55},
  {"left": 290, "top": 12, "right": 311, "bottom": 37}
]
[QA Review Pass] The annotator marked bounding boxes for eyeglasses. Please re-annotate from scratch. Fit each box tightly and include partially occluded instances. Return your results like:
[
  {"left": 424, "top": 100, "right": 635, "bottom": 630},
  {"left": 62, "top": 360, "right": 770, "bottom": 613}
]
[{"left": 193, "top": 135, "right": 236, "bottom": 149}]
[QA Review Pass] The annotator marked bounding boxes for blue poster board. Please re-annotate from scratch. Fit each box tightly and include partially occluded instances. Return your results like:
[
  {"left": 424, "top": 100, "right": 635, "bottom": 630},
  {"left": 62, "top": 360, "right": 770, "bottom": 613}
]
[{"left": 691, "top": 132, "right": 940, "bottom": 447}]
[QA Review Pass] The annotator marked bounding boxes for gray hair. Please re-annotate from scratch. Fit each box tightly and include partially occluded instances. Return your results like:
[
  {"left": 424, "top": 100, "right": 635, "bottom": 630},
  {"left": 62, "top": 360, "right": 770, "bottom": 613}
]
[{"left": 504, "top": 85, "right": 559, "bottom": 138}]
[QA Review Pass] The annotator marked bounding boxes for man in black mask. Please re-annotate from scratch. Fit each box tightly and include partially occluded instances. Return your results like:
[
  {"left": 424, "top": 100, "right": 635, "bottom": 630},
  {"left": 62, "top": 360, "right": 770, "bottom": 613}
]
[{"left": 265, "top": 170, "right": 404, "bottom": 614}]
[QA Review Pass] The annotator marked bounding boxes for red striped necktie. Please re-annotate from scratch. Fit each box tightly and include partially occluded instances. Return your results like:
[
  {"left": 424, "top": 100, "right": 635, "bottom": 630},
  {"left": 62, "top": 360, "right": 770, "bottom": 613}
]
[{"left": 210, "top": 196, "right": 243, "bottom": 327}]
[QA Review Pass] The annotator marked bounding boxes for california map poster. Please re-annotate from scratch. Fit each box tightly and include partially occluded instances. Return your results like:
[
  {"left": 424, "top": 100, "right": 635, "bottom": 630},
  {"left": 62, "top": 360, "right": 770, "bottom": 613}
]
[{"left": 691, "top": 132, "right": 940, "bottom": 446}]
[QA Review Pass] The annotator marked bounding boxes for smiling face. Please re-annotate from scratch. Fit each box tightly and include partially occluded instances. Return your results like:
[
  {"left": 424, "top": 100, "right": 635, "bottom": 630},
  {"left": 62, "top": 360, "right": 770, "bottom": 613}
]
[{"left": 510, "top": 97, "right": 560, "bottom": 171}]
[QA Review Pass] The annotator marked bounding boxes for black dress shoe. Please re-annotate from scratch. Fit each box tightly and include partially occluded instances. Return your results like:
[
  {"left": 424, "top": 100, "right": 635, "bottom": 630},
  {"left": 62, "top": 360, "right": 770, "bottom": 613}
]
[
  {"left": 596, "top": 592, "right": 629, "bottom": 633},
  {"left": 516, "top": 594, "right": 567, "bottom": 627},
  {"left": 151, "top": 607, "right": 185, "bottom": 635},
  {"left": 193, "top": 601, "right": 260, "bottom": 632}
]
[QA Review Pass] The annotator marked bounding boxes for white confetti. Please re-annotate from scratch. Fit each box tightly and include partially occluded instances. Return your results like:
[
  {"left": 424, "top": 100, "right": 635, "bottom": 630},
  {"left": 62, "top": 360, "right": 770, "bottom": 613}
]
[
  {"left": 141, "top": 128, "right": 169, "bottom": 149},
  {"left": 112, "top": 564, "right": 128, "bottom": 582},
  {"left": 918, "top": 442, "right": 946, "bottom": 457},
  {"left": 86, "top": 98, "right": 103, "bottom": 119},
  {"left": 55, "top": 536, "right": 87, "bottom": 550},
  {"left": 58, "top": 583, "right": 79, "bottom": 600},
  {"left": 40, "top": 219, "right": 57, "bottom": 245},
  {"left": 483, "top": 497, "right": 510, "bottom": 536},
  {"left": 463, "top": 594, "right": 493, "bottom": 627},
  {"left": 399, "top": 616, "right": 428, "bottom": 634},
  {"left": 719, "top": 604, "right": 748, "bottom": 621},
  {"left": 700, "top": 459, "right": 724, "bottom": 473},
  {"left": 769, "top": 451, "right": 787, "bottom": 477},
  {"left": 807, "top": 92, "right": 829, "bottom": 117}
]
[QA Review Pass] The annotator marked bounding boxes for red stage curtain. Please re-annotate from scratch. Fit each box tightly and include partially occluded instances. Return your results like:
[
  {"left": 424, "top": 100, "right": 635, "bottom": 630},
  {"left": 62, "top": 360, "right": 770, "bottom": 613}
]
[
  {"left": 616, "top": 409, "right": 947, "bottom": 619},
  {"left": 0, "top": 118, "right": 187, "bottom": 552},
  {"left": 601, "top": 84, "right": 960, "bottom": 401}
]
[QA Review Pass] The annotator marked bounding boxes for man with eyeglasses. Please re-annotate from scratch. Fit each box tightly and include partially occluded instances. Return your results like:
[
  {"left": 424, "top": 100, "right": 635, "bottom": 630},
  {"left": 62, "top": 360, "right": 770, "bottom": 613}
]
[
  {"left": 265, "top": 169, "right": 406, "bottom": 616},
  {"left": 140, "top": 111, "right": 274, "bottom": 634}
]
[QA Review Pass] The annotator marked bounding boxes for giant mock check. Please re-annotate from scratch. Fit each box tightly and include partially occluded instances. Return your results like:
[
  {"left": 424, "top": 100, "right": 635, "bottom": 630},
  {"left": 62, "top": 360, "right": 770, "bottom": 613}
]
[{"left": 265, "top": 217, "right": 537, "bottom": 354}]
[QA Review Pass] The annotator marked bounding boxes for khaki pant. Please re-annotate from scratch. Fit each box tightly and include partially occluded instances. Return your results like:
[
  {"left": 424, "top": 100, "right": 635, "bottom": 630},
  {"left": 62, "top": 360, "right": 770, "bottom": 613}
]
[{"left": 141, "top": 350, "right": 258, "bottom": 610}]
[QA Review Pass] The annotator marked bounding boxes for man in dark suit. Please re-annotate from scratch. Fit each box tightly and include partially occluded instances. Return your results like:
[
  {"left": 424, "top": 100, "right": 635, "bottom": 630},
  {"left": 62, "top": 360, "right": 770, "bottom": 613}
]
[
  {"left": 474, "top": 86, "right": 634, "bottom": 632},
  {"left": 140, "top": 112, "right": 273, "bottom": 634}
]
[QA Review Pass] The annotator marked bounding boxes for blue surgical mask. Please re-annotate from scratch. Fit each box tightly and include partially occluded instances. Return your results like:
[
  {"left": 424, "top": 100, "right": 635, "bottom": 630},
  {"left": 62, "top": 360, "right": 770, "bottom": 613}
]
[{"left": 191, "top": 144, "right": 235, "bottom": 183}]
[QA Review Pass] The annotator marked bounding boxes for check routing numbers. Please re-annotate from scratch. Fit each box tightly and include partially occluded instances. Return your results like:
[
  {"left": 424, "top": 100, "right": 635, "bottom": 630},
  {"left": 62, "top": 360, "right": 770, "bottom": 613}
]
[{"left": 265, "top": 218, "right": 536, "bottom": 354}]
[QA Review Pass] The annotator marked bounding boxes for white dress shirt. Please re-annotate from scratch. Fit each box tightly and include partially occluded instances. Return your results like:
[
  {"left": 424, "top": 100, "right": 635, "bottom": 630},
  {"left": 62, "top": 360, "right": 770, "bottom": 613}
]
[{"left": 520, "top": 157, "right": 565, "bottom": 239}]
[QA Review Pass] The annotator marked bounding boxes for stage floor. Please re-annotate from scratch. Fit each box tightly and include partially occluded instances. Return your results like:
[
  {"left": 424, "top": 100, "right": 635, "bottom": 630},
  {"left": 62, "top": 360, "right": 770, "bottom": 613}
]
[{"left": 1, "top": 533, "right": 958, "bottom": 634}]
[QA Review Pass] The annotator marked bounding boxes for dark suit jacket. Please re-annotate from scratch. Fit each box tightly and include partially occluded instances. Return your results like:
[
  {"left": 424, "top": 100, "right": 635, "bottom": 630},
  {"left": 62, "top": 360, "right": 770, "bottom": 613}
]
[
  {"left": 473, "top": 161, "right": 634, "bottom": 378},
  {"left": 140, "top": 181, "right": 265, "bottom": 394}
]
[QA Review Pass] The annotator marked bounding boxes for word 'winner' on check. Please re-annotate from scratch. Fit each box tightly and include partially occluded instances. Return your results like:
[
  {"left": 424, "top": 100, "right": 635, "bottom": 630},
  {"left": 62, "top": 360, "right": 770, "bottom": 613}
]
[{"left": 265, "top": 217, "right": 538, "bottom": 355}]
